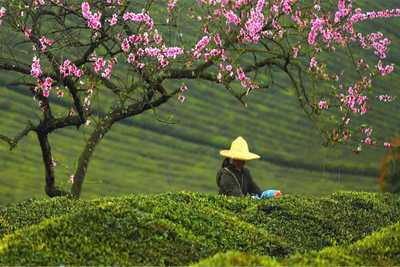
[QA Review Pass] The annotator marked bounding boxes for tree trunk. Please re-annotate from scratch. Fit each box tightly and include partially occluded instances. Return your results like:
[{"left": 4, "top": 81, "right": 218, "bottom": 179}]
[
  {"left": 70, "top": 119, "right": 113, "bottom": 198},
  {"left": 37, "top": 132, "right": 67, "bottom": 197}
]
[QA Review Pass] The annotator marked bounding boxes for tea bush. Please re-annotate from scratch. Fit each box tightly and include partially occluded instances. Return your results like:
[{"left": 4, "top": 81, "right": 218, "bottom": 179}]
[
  {"left": 195, "top": 222, "right": 400, "bottom": 266},
  {"left": 0, "top": 191, "right": 399, "bottom": 265}
]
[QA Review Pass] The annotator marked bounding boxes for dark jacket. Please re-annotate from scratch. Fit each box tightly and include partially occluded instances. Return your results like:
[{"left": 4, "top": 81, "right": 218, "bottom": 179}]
[{"left": 216, "top": 164, "right": 262, "bottom": 197}]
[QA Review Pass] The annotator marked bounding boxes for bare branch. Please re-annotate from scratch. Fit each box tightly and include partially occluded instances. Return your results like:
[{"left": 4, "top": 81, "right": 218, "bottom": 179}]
[{"left": 0, "top": 121, "right": 36, "bottom": 151}]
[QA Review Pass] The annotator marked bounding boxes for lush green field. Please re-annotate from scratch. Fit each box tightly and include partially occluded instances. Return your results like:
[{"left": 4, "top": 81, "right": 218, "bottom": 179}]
[
  {"left": 0, "top": 1, "right": 400, "bottom": 205},
  {"left": 0, "top": 191, "right": 399, "bottom": 265}
]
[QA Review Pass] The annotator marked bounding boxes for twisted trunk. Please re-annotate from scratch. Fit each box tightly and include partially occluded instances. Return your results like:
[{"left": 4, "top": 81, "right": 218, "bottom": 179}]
[{"left": 37, "top": 131, "right": 67, "bottom": 197}]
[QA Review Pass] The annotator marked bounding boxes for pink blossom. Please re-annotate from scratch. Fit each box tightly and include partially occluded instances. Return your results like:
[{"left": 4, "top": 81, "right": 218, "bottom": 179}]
[
  {"left": 163, "top": 47, "right": 184, "bottom": 59},
  {"left": 107, "top": 14, "right": 118, "bottom": 26},
  {"left": 292, "top": 46, "right": 300, "bottom": 58},
  {"left": 0, "top": 6, "right": 6, "bottom": 24},
  {"left": 123, "top": 12, "right": 154, "bottom": 29},
  {"left": 81, "top": 2, "right": 102, "bottom": 30},
  {"left": 194, "top": 36, "right": 210, "bottom": 52},
  {"left": 180, "top": 84, "right": 188, "bottom": 92},
  {"left": 178, "top": 94, "right": 186, "bottom": 103},
  {"left": 23, "top": 27, "right": 32, "bottom": 38},
  {"left": 318, "top": 100, "right": 329, "bottom": 110},
  {"left": 59, "top": 59, "right": 83, "bottom": 78},
  {"left": 93, "top": 57, "right": 106, "bottom": 74},
  {"left": 240, "top": 5, "right": 265, "bottom": 43},
  {"left": 153, "top": 31, "right": 163, "bottom": 44},
  {"left": 224, "top": 10, "right": 240, "bottom": 25},
  {"left": 236, "top": 67, "right": 246, "bottom": 81},
  {"left": 168, "top": 0, "right": 178, "bottom": 12},
  {"left": 38, "top": 77, "right": 54, "bottom": 97},
  {"left": 39, "top": 36, "right": 53, "bottom": 52},
  {"left": 384, "top": 142, "right": 392, "bottom": 149},
  {"left": 376, "top": 60, "right": 394, "bottom": 76},
  {"left": 33, "top": 0, "right": 45, "bottom": 7},
  {"left": 309, "top": 57, "right": 318, "bottom": 69},
  {"left": 127, "top": 53, "right": 136, "bottom": 64},
  {"left": 101, "top": 59, "right": 116, "bottom": 79},
  {"left": 121, "top": 38, "right": 130, "bottom": 53},
  {"left": 31, "top": 56, "right": 42, "bottom": 78},
  {"left": 193, "top": 35, "right": 210, "bottom": 59},
  {"left": 377, "top": 94, "right": 394, "bottom": 102}
]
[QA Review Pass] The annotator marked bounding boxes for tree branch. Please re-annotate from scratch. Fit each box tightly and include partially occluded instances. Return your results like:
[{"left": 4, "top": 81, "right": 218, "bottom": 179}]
[{"left": 0, "top": 122, "right": 36, "bottom": 151}]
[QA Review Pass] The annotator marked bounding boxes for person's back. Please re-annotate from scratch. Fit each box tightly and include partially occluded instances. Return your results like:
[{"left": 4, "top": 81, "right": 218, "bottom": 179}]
[{"left": 216, "top": 161, "right": 262, "bottom": 197}]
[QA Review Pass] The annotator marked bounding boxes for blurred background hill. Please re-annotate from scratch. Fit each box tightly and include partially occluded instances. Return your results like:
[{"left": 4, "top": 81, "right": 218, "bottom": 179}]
[{"left": 0, "top": 1, "right": 399, "bottom": 205}]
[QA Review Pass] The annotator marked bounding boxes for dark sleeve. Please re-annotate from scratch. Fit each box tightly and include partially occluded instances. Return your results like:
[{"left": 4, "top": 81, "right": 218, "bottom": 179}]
[
  {"left": 245, "top": 168, "right": 262, "bottom": 196},
  {"left": 217, "top": 169, "right": 244, "bottom": 197}
]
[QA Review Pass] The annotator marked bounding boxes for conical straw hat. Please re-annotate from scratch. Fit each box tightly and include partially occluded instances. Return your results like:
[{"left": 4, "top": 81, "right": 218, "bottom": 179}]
[{"left": 220, "top": 136, "right": 260, "bottom": 161}]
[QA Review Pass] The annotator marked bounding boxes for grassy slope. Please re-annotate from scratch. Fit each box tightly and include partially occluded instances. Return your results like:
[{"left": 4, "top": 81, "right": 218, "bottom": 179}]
[
  {"left": 0, "top": 1, "right": 400, "bottom": 204},
  {"left": 0, "top": 191, "right": 399, "bottom": 265}
]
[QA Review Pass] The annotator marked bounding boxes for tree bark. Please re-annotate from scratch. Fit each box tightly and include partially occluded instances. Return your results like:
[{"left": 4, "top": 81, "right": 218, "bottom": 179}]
[
  {"left": 37, "top": 132, "right": 68, "bottom": 197},
  {"left": 70, "top": 92, "right": 172, "bottom": 198},
  {"left": 70, "top": 119, "right": 113, "bottom": 198}
]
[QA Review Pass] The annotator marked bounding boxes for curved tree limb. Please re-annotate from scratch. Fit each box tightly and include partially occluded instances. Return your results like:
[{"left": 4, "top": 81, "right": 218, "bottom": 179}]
[{"left": 0, "top": 121, "right": 35, "bottom": 151}]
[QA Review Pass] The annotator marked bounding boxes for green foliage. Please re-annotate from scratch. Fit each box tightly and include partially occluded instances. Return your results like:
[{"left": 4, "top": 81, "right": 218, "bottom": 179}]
[
  {"left": 194, "top": 220, "right": 400, "bottom": 267},
  {"left": 241, "top": 191, "right": 400, "bottom": 252},
  {"left": 192, "top": 251, "right": 280, "bottom": 267},
  {"left": 0, "top": 191, "right": 399, "bottom": 265},
  {"left": 1, "top": 0, "right": 400, "bottom": 205},
  {"left": 288, "top": 220, "right": 400, "bottom": 266}
]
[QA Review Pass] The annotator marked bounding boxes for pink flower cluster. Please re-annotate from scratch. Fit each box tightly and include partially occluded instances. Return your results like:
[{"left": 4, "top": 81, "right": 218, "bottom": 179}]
[
  {"left": 376, "top": 60, "right": 394, "bottom": 76},
  {"left": 92, "top": 56, "right": 116, "bottom": 79},
  {"left": 107, "top": 14, "right": 118, "bottom": 26},
  {"left": 0, "top": 6, "right": 6, "bottom": 25},
  {"left": 81, "top": 2, "right": 102, "bottom": 30},
  {"left": 37, "top": 77, "right": 54, "bottom": 98},
  {"left": 339, "top": 85, "right": 369, "bottom": 115},
  {"left": 235, "top": 67, "right": 258, "bottom": 89},
  {"left": 309, "top": 57, "right": 318, "bottom": 70},
  {"left": 224, "top": 10, "right": 240, "bottom": 25},
  {"left": 361, "top": 127, "right": 374, "bottom": 145},
  {"left": 377, "top": 94, "right": 394, "bottom": 103},
  {"left": 358, "top": 32, "right": 391, "bottom": 59},
  {"left": 168, "top": 0, "right": 178, "bottom": 12},
  {"left": 163, "top": 47, "right": 184, "bottom": 59},
  {"left": 334, "top": 0, "right": 352, "bottom": 23},
  {"left": 119, "top": 29, "right": 184, "bottom": 69},
  {"left": 178, "top": 83, "right": 188, "bottom": 103},
  {"left": 240, "top": 0, "right": 265, "bottom": 43},
  {"left": 39, "top": 36, "right": 53, "bottom": 53},
  {"left": 105, "top": 0, "right": 123, "bottom": 5},
  {"left": 308, "top": 17, "right": 325, "bottom": 45},
  {"left": 59, "top": 60, "right": 83, "bottom": 79},
  {"left": 281, "top": 0, "right": 295, "bottom": 15},
  {"left": 193, "top": 35, "right": 210, "bottom": 59},
  {"left": 384, "top": 142, "right": 392, "bottom": 149},
  {"left": 350, "top": 8, "right": 400, "bottom": 23},
  {"left": 123, "top": 12, "right": 154, "bottom": 29},
  {"left": 33, "top": 0, "right": 46, "bottom": 7},
  {"left": 318, "top": 100, "right": 329, "bottom": 110},
  {"left": 31, "top": 56, "right": 43, "bottom": 78}
]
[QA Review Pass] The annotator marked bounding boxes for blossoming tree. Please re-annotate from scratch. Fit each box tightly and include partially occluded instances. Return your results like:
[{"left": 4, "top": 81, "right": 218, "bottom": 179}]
[{"left": 0, "top": 0, "right": 399, "bottom": 198}]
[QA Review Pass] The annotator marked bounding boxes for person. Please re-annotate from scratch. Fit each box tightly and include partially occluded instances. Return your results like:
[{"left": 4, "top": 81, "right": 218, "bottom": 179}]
[{"left": 216, "top": 136, "right": 282, "bottom": 198}]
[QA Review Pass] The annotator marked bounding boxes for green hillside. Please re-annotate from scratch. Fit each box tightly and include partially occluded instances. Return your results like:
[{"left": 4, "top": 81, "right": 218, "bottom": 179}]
[
  {"left": 0, "top": 192, "right": 399, "bottom": 265},
  {"left": 0, "top": 1, "right": 400, "bottom": 204}
]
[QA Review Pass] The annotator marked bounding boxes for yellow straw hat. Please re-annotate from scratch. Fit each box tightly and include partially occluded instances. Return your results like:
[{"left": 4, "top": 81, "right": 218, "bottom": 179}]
[{"left": 220, "top": 136, "right": 260, "bottom": 161}]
